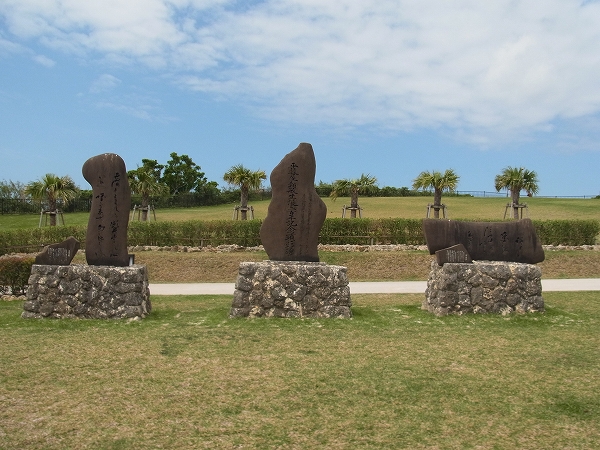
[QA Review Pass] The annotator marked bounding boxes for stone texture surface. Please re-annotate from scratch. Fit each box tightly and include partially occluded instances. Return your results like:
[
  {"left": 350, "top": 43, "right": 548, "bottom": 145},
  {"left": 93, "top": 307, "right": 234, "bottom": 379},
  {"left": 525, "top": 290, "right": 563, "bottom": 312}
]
[
  {"left": 35, "top": 236, "right": 80, "bottom": 265},
  {"left": 22, "top": 264, "right": 151, "bottom": 319},
  {"left": 260, "top": 143, "right": 327, "bottom": 262},
  {"left": 82, "top": 153, "right": 131, "bottom": 266},
  {"left": 423, "top": 218, "right": 545, "bottom": 264},
  {"left": 230, "top": 261, "right": 351, "bottom": 318},
  {"left": 424, "top": 260, "right": 544, "bottom": 316}
]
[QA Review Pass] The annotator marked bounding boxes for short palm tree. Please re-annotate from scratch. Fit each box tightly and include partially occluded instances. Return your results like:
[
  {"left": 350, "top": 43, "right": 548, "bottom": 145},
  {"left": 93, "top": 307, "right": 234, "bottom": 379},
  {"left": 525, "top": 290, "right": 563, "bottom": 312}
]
[
  {"left": 25, "top": 174, "right": 78, "bottom": 226},
  {"left": 412, "top": 169, "right": 460, "bottom": 218},
  {"left": 127, "top": 166, "right": 169, "bottom": 221},
  {"left": 494, "top": 166, "right": 539, "bottom": 219},
  {"left": 329, "top": 174, "right": 378, "bottom": 218},
  {"left": 223, "top": 164, "right": 267, "bottom": 220}
]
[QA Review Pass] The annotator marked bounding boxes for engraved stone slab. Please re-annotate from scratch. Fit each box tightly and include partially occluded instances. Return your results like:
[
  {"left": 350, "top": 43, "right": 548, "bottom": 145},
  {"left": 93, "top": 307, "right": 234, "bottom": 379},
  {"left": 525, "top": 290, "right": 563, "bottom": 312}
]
[
  {"left": 260, "top": 143, "right": 327, "bottom": 262},
  {"left": 82, "top": 153, "right": 131, "bottom": 266},
  {"left": 423, "top": 218, "right": 545, "bottom": 264},
  {"left": 435, "top": 244, "right": 472, "bottom": 265},
  {"left": 35, "top": 236, "right": 80, "bottom": 265}
]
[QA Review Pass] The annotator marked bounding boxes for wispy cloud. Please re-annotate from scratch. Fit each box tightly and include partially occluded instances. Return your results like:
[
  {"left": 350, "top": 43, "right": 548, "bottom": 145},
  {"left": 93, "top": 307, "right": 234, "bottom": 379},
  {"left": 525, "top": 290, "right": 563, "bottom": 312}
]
[
  {"left": 2, "top": 0, "right": 600, "bottom": 145},
  {"left": 32, "top": 53, "right": 55, "bottom": 67},
  {"left": 89, "top": 74, "right": 121, "bottom": 93}
]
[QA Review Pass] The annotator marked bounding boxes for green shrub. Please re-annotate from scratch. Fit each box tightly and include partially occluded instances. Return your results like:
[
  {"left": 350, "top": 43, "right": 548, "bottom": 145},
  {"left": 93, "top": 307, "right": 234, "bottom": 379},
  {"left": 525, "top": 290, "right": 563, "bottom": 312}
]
[
  {"left": 0, "top": 219, "right": 597, "bottom": 252},
  {"left": 128, "top": 220, "right": 263, "bottom": 247},
  {"left": 0, "top": 226, "right": 86, "bottom": 256},
  {"left": 0, "top": 255, "right": 35, "bottom": 295},
  {"left": 533, "top": 220, "right": 600, "bottom": 245}
]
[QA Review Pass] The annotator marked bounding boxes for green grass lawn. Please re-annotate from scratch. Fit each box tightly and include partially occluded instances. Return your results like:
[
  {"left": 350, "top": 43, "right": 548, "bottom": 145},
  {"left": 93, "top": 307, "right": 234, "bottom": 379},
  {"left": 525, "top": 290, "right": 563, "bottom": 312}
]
[
  {"left": 1, "top": 292, "right": 599, "bottom": 449},
  {"left": 1, "top": 196, "right": 599, "bottom": 230}
]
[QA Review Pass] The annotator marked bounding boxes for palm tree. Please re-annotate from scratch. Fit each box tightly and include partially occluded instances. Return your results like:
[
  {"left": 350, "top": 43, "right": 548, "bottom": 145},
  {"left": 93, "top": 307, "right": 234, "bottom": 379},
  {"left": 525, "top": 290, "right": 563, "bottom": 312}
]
[
  {"left": 412, "top": 169, "right": 460, "bottom": 218},
  {"left": 25, "top": 174, "right": 78, "bottom": 226},
  {"left": 223, "top": 164, "right": 267, "bottom": 220},
  {"left": 494, "top": 166, "right": 539, "bottom": 219},
  {"left": 330, "top": 174, "right": 378, "bottom": 218},
  {"left": 127, "top": 166, "right": 169, "bottom": 221}
]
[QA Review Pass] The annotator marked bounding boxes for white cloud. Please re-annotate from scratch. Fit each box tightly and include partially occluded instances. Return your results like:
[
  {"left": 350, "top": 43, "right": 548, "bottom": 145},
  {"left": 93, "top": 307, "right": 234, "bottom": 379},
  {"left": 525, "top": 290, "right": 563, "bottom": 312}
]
[
  {"left": 89, "top": 73, "right": 121, "bottom": 93},
  {"left": 2, "top": 0, "right": 600, "bottom": 143},
  {"left": 32, "top": 53, "right": 55, "bottom": 67}
]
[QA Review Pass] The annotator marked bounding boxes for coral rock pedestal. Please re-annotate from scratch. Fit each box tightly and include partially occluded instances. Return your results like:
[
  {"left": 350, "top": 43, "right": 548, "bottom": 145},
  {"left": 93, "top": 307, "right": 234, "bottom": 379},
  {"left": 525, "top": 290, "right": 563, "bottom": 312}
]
[
  {"left": 424, "top": 260, "right": 544, "bottom": 316},
  {"left": 230, "top": 261, "right": 351, "bottom": 318},
  {"left": 23, "top": 264, "right": 151, "bottom": 319}
]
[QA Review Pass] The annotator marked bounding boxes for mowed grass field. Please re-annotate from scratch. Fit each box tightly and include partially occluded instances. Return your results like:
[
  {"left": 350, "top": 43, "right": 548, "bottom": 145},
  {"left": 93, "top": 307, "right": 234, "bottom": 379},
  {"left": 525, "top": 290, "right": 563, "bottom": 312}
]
[
  {"left": 1, "top": 292, "right": 599, "bottom": 449},
  {"left": 1, "top": 196, "right": 599, "bottom": 230}
]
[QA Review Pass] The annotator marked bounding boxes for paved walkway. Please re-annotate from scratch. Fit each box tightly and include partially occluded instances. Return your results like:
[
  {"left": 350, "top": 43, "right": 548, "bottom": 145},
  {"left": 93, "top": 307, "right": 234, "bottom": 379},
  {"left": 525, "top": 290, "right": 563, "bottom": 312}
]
[{"left": 149, "top": 279, "right": 600, "bottom": 295}]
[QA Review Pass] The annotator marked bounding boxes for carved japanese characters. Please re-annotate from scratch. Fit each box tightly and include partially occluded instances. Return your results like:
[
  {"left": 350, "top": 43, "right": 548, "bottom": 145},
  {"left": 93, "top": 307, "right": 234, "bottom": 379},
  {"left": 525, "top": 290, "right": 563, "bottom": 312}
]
[
  {"left": 423, "top": 218, "right": 545, "bottom": 264},
  {"left": 260, "top": 143, "right": 327, "bottom": 262},
  {"left": 82, "top": 153, "right": 131, "bottom": 266}
]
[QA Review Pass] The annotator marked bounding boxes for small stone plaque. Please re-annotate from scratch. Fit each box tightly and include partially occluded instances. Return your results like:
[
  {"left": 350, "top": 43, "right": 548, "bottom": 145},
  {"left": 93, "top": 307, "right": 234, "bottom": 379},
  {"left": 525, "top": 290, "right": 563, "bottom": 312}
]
[
  {"left": 35, "top": 236, "right": 80, "bottom": 265},
  {"left": 435, "top": 244, "right": 472, "bottom": 265},
  {"left": 82, "top": 153, "right": 131, "bottom": 266}
]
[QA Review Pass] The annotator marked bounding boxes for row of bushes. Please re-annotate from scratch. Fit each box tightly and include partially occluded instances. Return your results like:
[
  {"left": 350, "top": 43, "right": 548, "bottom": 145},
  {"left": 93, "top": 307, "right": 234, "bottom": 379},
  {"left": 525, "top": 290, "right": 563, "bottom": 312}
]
[{"left": 1, "top": 219, "right": 598, "bottom": 254}]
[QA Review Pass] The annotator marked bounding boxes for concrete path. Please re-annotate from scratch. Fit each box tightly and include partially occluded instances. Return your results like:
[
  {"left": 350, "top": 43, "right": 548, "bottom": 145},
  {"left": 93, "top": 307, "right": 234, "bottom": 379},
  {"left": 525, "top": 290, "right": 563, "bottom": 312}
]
[{"left": 149, "top": 279, "right": 600, "bottom": 296}]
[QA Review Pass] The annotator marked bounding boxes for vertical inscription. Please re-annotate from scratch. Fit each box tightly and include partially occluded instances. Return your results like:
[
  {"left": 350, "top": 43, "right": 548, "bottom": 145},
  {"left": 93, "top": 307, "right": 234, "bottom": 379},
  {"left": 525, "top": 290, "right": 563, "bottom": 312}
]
[
  {"left": 93, "top": 172, "right": 123, "bottom": 259},
  {"left": 284, "top": 162, "right": 299, "bottom": 256}
]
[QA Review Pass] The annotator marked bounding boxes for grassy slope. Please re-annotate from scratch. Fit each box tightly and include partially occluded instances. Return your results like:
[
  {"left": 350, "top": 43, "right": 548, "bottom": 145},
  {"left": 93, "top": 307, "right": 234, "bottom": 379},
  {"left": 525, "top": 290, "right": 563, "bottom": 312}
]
[
  {"left": 1, "top": 292, "right": 599, "bottom": 449},
  {"left": 1, "top": 196, "right": 599, "bottom": 230}
]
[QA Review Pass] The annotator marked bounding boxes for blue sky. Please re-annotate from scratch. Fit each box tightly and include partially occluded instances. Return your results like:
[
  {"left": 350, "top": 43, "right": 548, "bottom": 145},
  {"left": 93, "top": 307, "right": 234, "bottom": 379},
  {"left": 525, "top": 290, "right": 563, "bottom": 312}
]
[{"left": 1, "top": 0, "right": 600, "bottom": 196}]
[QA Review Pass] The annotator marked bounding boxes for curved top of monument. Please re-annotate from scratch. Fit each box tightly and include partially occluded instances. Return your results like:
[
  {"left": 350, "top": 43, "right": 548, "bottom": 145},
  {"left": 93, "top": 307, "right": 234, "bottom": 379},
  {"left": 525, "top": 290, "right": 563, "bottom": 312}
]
[
  {"left": 269, "top": 142, "right": 316, "bottom": 185},
  {"left": 82, "top": 153, "right": 126, "bottom": 179}
]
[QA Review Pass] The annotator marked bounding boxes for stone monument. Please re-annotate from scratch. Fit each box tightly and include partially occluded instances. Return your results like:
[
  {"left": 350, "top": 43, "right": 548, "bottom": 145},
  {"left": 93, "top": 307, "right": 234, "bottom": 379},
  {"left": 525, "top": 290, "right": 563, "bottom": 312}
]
[
  {"left": 260, "top": 142, "right": 327, "bottom": 262},
  {"left": 23, "top": 153, "right": 151, "bottom": 320},
  {"left": 422, "top": 218, "right": 545, "bottom": 316},
  {"left": 422, "top": 218, "right": 544, "bottom": 264},
  {"left": 230, "top": 143, "right": 352, "bottom": 319},
  {"left": 82, "top": 153, "right": 131, "bottom": 267}
]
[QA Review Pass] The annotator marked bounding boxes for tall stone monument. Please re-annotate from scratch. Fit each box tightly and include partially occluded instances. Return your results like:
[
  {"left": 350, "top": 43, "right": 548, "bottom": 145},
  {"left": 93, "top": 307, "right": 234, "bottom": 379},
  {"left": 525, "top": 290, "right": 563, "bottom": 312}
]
[
  {"left": 260, "top": 143, "right": 327, "bottom": 262},
  {"left": 23, "top": 153, "right": 151, "bottom": 320},
  {"left": 230, "top": 143, "right": 351, "bottom": 319},
  {"left": 82, "top": 153, "right": 131, "bottom": 267}
]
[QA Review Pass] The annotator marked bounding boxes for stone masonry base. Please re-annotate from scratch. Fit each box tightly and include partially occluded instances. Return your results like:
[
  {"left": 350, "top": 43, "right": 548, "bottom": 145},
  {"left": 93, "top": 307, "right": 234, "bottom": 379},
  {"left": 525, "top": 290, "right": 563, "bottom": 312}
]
[
  {"left": 424, "top": 261, "right": 544, "bottom": 316},
  {"left": 23, "top": 264, "right": 151, "bottom": 319},
  {"left": 230, "top": 261, "right": 352, "bottom": 318}
]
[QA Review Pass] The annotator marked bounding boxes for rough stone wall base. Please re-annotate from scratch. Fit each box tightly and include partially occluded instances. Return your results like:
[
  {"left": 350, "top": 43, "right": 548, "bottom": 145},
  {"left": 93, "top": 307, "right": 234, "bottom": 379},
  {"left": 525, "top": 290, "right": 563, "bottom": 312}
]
[
  {"left": 23, "top": 264, "right": 151, "bottom": 319},
  {"left": 424, "top": 261, "right": 544, "bottom": 316},
  {"left": 230, "top": 261, "right": 351, "bottom": 318}
]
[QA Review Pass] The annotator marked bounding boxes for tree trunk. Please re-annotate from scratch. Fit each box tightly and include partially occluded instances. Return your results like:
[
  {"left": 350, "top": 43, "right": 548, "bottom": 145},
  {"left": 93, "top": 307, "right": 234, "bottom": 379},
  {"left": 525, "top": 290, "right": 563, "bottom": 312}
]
[
  {"left": 433, "top": 189, "right": 442, "bottom": 219},
  {"left": 141, "top": 195, "right": 149, "bottom": 222},
  {"left": 511, "top": 190, "right": 520, "bottom": 219},
  {"left": 240, "top": 188, "right": 249, "bottom": 220},
  {"left": 49, "top": 198, "right": 57, "bottom": 226},
  {"left": 350, "top": 190, "right": 359, "bottom": 218}
]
